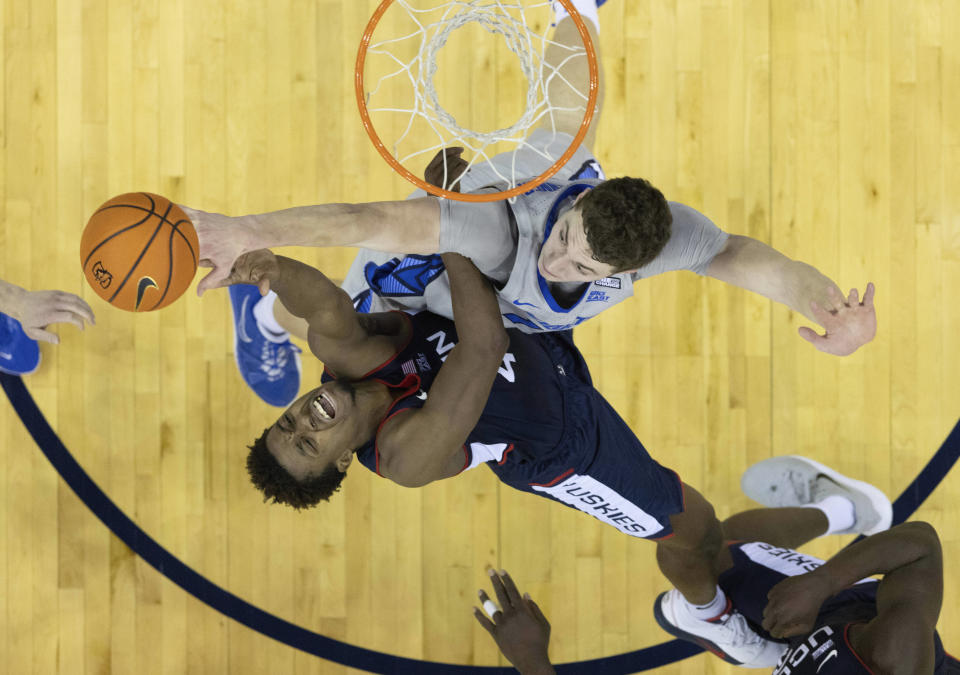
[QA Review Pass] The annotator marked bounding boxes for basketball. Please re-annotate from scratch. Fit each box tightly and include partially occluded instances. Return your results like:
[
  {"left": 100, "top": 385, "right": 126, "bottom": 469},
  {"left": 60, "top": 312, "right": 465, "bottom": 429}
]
[{"left": 79, "top": 192, "right": 199, "bottom": 312}]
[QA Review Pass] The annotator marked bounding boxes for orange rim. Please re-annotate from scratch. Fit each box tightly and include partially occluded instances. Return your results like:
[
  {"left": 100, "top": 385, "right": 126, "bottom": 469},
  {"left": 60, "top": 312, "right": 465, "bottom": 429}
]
[{"left": 355, "top": 0, "right": 599, "bottom": 202}]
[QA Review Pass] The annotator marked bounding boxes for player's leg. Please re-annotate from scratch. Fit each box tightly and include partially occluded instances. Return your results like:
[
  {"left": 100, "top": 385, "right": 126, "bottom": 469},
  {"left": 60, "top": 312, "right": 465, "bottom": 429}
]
[
  {"left": 721, "top": 507, "right": 828, "bottom": 551},
  {"left": 538, "top": 1, "right": 605, "bottom": 154},
  {"left": 654, "top": 483, "right": 786, "bottom": 667},
  {"left": 654, "top": 483, "right": 723, "bottom": 605}
]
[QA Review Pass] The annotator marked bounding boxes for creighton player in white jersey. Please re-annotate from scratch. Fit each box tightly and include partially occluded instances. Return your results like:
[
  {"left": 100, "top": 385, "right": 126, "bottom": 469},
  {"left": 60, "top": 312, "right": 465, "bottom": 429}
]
[{"left": 186, "top": 0, "right": 877, "bottom": 406}]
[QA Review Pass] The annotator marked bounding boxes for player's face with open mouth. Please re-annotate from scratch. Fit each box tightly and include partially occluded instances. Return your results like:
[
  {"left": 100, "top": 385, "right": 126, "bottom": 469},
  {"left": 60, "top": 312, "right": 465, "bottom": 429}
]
[
  {"left": 538, "top": 204, "right": 618, "bottom": 283},
  {"left": 265, "top": 380, "right": 360, "bottom": 480}
]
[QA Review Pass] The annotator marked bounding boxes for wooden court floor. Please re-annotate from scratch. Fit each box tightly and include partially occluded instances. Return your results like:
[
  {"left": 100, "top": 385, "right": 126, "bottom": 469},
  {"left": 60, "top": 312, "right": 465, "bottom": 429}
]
[{"left": 1, "top": 0, "right": 958, "bottom": 672}]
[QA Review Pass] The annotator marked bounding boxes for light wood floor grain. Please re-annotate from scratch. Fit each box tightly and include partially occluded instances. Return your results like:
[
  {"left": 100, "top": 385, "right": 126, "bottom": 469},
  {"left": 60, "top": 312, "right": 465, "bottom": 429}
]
[{"left": 1, "top": 0, "right": 958, "bottom": 673}]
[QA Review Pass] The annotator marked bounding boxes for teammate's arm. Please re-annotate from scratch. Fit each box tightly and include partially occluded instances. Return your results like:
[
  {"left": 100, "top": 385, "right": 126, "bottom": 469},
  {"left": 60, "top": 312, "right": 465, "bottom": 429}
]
[
  {"left": 376, "top": 253, "right": 509, "bottom": 487},
  {"left": 222, "top": 250, "right": 398, "bottom": 377},
  {"left": 0, "top": 278, "right": 96, "bottom": 344},
  {"left": 763, "top": 521, "right": 942, "bottom": 674},
  {"left": 186, "top": 197, "right": 441, "bottom": 295},
  {"left": 705, "top": 235, "right": 876, "bottom": 356}
]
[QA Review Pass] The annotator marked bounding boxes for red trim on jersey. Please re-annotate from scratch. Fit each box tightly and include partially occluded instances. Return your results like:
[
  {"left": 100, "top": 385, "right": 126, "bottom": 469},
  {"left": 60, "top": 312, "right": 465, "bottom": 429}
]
[
  {"left": 323, "top": 311, "right": 414, "bottom": 380},
  {"left": 370, "top": 371, "right": 424, "bottom": 477},
  {"left": 373, "top": 407, "right": 415, "bottom": 477},
  {"left": 497, "top": 443, "right": 515, "bottom": 466},
  {"left": 455, "top": 445, "right": 470, "bottom": 474},
  {"left": 672, "top": 469, "right": 686, "bottom": 512},
  {"left": 843, "top": 622, "right": 877, "bottom": 673},
  {"left": 651, "top": 531, "right": 676, "bottom": 541},
  {"left": 529, "top": 467, "right": 574, "bottom": 488}
]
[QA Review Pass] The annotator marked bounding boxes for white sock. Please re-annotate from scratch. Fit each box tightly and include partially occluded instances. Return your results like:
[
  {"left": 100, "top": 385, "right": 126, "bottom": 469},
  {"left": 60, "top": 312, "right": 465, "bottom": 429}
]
[
  {"left": 804, "top": 494, "right": 856, "bottom": 535},
  {"left": 252, "top": 291, "right": 289, "bottom": 343},
  {"left": 553, "top": 0, "right": 600, "bottom": 32},
  {"left": 685, "top": 586, "right": 729, "bottom": 621}
]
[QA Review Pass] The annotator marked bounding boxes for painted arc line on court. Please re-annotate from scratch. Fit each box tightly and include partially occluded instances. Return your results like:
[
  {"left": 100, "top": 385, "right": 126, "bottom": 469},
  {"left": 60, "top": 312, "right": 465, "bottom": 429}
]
[{"left": 2, "top": 371, "right": 958, "bottom": 674}]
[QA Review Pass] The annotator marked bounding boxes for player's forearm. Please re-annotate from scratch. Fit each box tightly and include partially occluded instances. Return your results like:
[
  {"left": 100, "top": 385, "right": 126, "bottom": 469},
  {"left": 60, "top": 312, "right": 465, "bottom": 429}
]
[
  {"left": 812, "top": 522, "right": 941, "bottom": 593},
  {"left": 709, "top": 236, "right": 843, "bottom": 324},
  {"left": 443, "top": 252, "right": 509, "bottom": 353},
  {"left": 270, "top": 256, "right": 345, "bottom": 322},
  {"left": 783, "top": 259, "right": 844, "bottom": 324},
  {"left": 251, "top": 199, "right": 441, "bottom": 254},
  {"left": 0, "top": 279, "right": 26, "bottom": 320}
]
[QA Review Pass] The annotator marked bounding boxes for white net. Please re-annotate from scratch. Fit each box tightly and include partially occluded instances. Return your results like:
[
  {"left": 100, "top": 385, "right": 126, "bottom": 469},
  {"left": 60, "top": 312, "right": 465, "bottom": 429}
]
[{"left": 359, "top": 0, "right": 596, "bottom": 199}]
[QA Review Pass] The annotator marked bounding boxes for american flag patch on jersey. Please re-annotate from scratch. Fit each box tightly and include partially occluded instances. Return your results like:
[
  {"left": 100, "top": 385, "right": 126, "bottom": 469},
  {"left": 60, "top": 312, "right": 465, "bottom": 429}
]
[{"left": 401, "top": 359, "right": 417, "bottom": 376}]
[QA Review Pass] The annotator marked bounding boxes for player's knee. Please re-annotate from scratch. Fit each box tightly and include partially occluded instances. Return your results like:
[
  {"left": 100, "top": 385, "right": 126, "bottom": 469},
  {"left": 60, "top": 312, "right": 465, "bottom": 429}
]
[{"left": 664, "top": 484, "right": 722, "bottom": 556}]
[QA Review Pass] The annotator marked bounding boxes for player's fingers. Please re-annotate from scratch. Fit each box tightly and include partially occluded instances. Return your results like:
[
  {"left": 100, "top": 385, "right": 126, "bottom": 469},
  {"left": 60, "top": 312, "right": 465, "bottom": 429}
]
[
  {"left": 863, "top": 281, "right": 875, "bottom": 306},
  {"left": 797, "top": 326, "right": 823, "bottom": 344},
  {"left": 498, "top": 570, "right": 523, "bottom": 606},
  {"left": 472, "top": 607, "right": 496, "bottom": 635},
  {"left": 847, "top": 287, "right": 859, "bottom": 305},
  {"left": 27, "top": 327, "right": 59, "bottom": 344},
  {"left": 525, "top": 595, "right": 548, "bottom": 625},
  {"left": 258, "top": 278, "right": 271, "bottom": 296},
  {"left": 197, "top": 268, "right": 229, "bottom": 296},
  {"left": 826, "top": 284, "right": 845, "bottom": 309},
  {"left": 62, "top": 295, "right": 96, "bottom": 324},
  {"left": 809, "top": 300, "right": 835, "bottom": 326},
  {"left": 198, "top": 258, "right": 215, "bottom": 268},
  {"left": 488, "top": 570, "right": 512, "bottom": 610}
]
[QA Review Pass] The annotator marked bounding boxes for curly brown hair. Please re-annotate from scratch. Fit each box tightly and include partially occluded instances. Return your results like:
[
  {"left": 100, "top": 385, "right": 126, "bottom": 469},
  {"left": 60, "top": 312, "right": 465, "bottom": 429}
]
[
  {"left": 577, "top": 177, "right": 672, "bottom": 271},
  {"left": 246, "top": 427, "right": 347, "bottom": 509}
]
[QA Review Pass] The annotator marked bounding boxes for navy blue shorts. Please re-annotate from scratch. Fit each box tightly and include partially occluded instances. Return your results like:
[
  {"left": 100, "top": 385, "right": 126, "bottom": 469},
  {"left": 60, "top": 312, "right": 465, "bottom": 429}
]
[{"left": 487, "top": 331, "right": 685, "bottom": 541}]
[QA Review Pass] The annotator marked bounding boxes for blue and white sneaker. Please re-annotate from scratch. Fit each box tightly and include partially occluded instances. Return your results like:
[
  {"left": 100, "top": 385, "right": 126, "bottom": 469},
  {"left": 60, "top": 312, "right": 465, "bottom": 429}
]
[
  {"left": 0, "top": 312, "right": 41, "bottom": 376},
  {"left": 229, "top": 284, "right": 301, "bottom": 407}
]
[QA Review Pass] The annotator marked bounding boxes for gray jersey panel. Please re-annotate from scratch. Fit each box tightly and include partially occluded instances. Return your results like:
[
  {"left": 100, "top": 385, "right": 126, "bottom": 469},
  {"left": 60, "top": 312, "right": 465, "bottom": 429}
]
[{"left": 341, "top": 132, "right": 729, "bottom": 332}]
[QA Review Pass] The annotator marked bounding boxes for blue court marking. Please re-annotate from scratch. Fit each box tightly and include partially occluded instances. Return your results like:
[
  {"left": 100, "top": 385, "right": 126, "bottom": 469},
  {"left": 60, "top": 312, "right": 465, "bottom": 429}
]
[{"left": 2, "top": 370, "right": 958, "bottom": 674}]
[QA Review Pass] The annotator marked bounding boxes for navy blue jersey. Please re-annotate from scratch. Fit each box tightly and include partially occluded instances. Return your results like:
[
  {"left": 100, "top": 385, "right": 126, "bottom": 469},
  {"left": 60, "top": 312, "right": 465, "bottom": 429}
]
[
  {"left": 719, "top": 542, "right": 956, "bottom": 674},
  {"left": 322, "top": 310, "right": 685, "bottom": 539}
]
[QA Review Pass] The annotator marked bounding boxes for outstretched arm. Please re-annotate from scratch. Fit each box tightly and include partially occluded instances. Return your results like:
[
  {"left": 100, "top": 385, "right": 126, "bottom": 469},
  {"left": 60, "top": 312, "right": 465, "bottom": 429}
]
[
  {"left": 186, "top": 197, "right": 441, "bottom": 295},
  {"left": 705, "top": 235, "right": 876, "bottom": 356},
  {"left": 221, "top": 250, "right": 397, "bottom": 378},
  {"left": 763, "top": 521, "right": 942, "bottom": 674},
  {"left": 376, "top": 252, "right": 509, "bottom": 487}
]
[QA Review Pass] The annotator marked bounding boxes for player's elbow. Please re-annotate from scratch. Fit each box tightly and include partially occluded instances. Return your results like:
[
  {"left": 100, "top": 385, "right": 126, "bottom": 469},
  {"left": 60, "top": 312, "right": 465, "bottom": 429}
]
[
  {"left": 379, "top": 454, "right": 436, "bottom": 488},
  {"left": 899, "top": 521, "right": 941, "bottom": 556}
]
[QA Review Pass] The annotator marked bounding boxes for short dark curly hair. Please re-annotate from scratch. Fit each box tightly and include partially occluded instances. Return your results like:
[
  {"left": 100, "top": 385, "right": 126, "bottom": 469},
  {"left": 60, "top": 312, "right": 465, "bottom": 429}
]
[
  {"left": 246, "top": 427, "right": 347, "bottom": 509},
  {"left": 577, "top": 177, "right": 672, "bottom": 271}
]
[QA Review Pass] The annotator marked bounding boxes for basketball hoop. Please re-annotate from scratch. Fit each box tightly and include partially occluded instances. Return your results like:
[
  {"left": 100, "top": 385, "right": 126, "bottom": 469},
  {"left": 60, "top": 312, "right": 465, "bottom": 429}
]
[{"left": 355, "top": 0, "right": 599, "bottom": 202}]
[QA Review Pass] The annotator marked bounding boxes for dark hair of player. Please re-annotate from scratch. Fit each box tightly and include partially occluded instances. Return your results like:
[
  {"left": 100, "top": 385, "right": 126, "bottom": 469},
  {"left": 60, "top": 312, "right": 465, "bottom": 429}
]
[
  {"left": 578, "top": 176, "right": 673, "bottom": 272},
  {"left": 246, "top": 427, "right": 347, "bottom": 509}
]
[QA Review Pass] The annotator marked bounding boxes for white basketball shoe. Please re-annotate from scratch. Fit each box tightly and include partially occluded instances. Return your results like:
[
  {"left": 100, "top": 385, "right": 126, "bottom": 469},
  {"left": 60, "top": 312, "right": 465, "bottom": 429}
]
[
  {"left": 654, "top": 589, "right": 786, "bottom": 667},
  {"left": 741, "top": 455, "right": 893, "bottom": 536}
]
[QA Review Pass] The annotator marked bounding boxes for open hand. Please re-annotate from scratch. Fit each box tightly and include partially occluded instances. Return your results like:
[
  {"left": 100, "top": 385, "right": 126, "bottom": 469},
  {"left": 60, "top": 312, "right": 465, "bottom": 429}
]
[
  {"left": 473, "top": 569, "right": 554, "bottom": 675},
  {"left": 798, "top": 283, "right": 876, "bottom": 356},
  {"left": 424, "top": 146, "right": 468, "bottom": 192},
  {"left": 13, "top": 289, "right": 96, "bottom": 344},
  {"left": 762, "top": 571, "right": 836, "bottom": 638},
  {"left": 181, "top": 205, "right": 261, "bottom": 297},
  {"left": 221, "top": 249, "right": 280, "bottom": 296}
]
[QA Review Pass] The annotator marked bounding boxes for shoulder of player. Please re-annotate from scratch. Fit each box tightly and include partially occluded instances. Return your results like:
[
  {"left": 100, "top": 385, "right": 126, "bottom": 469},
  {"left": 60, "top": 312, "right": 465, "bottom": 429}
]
[{"left": 374, "top": 404, "right": 451, "bottom": 487}]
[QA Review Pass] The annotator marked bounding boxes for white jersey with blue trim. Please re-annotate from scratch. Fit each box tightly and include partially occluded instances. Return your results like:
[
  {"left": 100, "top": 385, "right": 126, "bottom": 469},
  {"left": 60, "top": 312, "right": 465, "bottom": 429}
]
[{"left": 342, "top": 179, "right": 641, "bottom": 333}]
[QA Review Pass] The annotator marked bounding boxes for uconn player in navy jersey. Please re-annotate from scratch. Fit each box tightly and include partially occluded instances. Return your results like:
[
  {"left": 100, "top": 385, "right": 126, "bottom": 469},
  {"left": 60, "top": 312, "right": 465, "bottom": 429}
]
[
  {"left": 471, "top": 464, "right": 959, "bottom": 675},
  {"left": 224, "top": 248, "right": 783, "bottom": 666}
]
